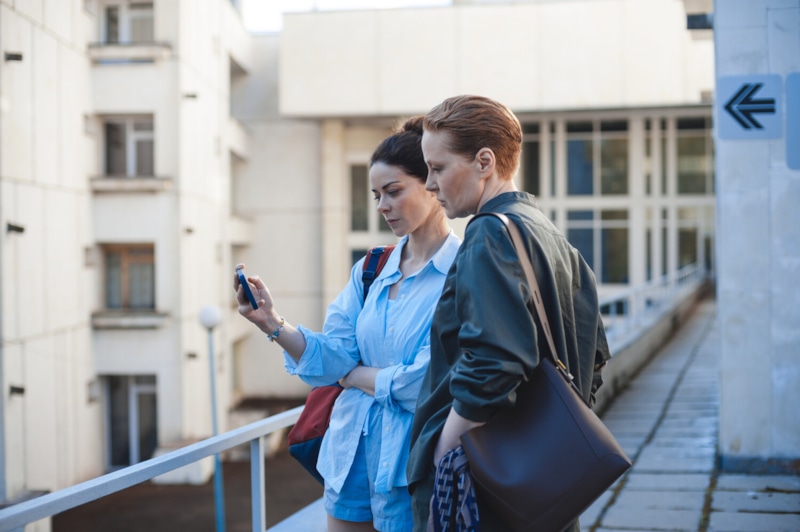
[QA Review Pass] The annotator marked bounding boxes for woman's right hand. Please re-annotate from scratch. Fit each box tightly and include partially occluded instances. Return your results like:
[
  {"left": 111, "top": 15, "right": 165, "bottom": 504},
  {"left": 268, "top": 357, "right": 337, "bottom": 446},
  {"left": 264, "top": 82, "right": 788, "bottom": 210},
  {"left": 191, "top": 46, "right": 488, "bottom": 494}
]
[{"left": 233, "top": 263, "right": 278, "bottom": 333}]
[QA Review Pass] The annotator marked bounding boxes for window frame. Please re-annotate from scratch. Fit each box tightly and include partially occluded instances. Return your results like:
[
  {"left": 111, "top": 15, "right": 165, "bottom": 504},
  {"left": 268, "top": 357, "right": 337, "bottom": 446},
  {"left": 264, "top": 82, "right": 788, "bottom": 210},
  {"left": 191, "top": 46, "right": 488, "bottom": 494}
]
[
  {"left": 102, "top": 243, "right": 156, "bottom": 311},
  {"left": 101, "top": 1, "right": 155, "bottom": 45},
  {"left": 103, "top": 116, "right": 155, "bottom": 178}
]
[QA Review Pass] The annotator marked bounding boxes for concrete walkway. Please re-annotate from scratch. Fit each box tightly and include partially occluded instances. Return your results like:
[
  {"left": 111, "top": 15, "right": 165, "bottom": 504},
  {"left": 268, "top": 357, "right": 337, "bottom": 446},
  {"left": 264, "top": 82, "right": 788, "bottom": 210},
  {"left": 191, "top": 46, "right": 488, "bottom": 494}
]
[
  {"left": 581, "top": 300, "right": 800, "bottom": 532},
  {"left": 270, "top": 300, "right": 800, "bottom": 531}
]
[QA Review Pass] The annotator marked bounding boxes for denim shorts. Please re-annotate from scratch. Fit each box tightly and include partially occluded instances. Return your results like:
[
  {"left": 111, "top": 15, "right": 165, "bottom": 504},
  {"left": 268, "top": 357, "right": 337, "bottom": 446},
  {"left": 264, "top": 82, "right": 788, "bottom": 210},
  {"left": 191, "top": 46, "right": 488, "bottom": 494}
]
[{"left": 324, "top": 407, "right": 413, "bottom": 532}]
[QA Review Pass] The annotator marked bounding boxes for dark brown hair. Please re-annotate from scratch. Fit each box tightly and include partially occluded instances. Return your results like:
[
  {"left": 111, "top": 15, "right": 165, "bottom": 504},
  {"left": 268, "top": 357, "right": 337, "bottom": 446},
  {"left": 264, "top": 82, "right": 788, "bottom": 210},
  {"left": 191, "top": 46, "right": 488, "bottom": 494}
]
[
  {"left": 423, "top": 95, "right": 522, "bottom": 179},
  {"left": 369, "top": 116, "right": 427, "bottom": 183}
]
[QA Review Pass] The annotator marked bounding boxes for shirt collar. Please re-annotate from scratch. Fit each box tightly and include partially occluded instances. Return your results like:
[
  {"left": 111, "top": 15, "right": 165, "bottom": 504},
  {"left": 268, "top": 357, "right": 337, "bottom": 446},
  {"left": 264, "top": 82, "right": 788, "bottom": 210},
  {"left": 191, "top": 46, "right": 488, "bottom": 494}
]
[{"left": 382, "top": 231, "right": 461, "bottom": 279}]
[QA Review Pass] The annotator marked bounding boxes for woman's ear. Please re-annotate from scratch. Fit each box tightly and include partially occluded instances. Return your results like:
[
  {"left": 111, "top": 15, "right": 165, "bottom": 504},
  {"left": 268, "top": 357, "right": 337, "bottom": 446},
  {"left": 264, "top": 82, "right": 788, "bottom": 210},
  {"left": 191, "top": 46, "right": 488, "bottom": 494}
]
[{"left": 476, "top": 147, "right": 496, "bottom": 176}]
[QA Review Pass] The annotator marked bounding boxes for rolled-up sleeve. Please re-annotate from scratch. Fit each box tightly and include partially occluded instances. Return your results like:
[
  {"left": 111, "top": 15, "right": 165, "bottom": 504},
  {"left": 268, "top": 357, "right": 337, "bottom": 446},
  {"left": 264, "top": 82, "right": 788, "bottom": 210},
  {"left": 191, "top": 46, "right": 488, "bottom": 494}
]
[{"left": 374, "top": 345, "right": 431, "bottom": 413}]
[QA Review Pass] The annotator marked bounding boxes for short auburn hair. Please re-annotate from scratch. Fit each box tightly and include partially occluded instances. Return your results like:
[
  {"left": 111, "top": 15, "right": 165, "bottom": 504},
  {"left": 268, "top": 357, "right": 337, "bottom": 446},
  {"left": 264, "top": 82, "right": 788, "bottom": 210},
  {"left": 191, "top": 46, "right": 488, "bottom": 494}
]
[{"left": 423, "top": 95, "right": 523, "bottom": 180}]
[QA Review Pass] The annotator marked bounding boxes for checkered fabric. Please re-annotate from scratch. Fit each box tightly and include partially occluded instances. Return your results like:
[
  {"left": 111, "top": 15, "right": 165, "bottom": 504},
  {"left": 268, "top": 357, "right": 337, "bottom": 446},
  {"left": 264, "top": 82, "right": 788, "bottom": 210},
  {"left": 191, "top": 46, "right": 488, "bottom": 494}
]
[{"left": 428, "top": 445, "right": 480, "bottom": 532}]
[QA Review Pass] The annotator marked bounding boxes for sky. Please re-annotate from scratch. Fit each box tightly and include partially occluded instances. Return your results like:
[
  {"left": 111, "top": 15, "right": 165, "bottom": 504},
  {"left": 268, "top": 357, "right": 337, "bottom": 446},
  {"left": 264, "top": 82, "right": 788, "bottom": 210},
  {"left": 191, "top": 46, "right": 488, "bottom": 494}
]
[{"left": 241, "top": 0, "right": 451, "bottom": 33}]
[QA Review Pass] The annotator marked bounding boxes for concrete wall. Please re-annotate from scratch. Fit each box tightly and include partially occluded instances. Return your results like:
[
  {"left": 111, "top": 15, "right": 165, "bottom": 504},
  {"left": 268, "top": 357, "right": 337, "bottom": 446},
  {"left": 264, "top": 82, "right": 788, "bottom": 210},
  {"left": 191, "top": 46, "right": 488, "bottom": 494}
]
[
  {"left": 715, "top": 0, "right": 800, "bottom": 472},
  {"left": 279, "top": 0, "right": 714, "bottom": 117},
  {"left": 0, "top": 0, "right": 103, "bottom": 506}
]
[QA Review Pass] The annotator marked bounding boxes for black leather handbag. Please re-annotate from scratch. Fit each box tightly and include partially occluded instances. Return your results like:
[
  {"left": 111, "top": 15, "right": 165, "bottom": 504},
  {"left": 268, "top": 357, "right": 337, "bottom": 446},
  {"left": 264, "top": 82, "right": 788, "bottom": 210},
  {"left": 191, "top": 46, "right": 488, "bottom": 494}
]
[{"left": 460, "top": 213, "right": 631, "bottom": 532}]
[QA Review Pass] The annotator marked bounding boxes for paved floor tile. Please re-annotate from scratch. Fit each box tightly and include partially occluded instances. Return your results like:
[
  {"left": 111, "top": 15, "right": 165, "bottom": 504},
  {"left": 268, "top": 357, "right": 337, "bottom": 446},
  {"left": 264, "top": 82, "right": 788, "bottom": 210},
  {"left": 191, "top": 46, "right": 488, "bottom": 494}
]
[
  {"left": 623, "top": 473, "right": 710, "bottom": 491},
  {"left": 601, "top": 507, "right": 702, "bottom": 530},
  {"left": 633, "top": 456, "right": 715, "bottom": 473},
  {"left": 611, "top": 490, "right": 705, "bottom": 511},
  {"left": 715, "top": 474, "right": 800, "bottom": 492},
  {"left": 707, "top": 511, "right": 800, "bottom": 531},
  {"left": 711, "top": 491, "right": 800, "bottom": 513}
]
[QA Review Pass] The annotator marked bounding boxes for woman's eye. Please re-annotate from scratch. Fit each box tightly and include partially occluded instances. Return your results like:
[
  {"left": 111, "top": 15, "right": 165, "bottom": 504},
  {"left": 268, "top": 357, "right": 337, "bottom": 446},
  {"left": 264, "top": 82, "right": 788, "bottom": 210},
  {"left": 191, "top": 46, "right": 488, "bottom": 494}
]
[{"left": 372, "top": 195, "right": 380, "bottom": 202}]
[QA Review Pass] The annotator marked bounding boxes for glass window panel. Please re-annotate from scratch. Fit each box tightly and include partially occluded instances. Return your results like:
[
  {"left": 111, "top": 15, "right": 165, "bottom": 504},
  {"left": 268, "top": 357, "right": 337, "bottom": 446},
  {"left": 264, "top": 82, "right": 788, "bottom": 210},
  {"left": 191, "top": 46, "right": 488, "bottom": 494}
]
[
  {"left": 645, "top": 134, "right": 652, "bottom": 195},
  {"left": 567, "top": 139, "right": 593, "bottom": 195},
  {"left": 600, "top": 120, "right": 628, "bottom": 132},
  {"left": 523, "top": 123, "right": 540, "bottom": 135},
  {"left": 601, "top": 227, "right": 629, "bottom": 283},
  {"left": 133, "top": 121, "right": 153, "bottom": 132},
  {"left": 137, "top": 392, "right": 158, "bottom": 462},
  {"left": 566, "top": 121, "right": 592, "bottom": 133},
  {"left": 130, "top": 3, "right": 154, "bottom": 43},
  {"left": 567, "top": 210, "right": 593, "bottom": 221},
  {"left": 352, "top": 249, "right": 367, "bottom": 267},
  {"left": 677, "top": 136, "right": 708, "bottom": 194},
  {"left": 677, "top": 117, "right": 706, "bottom": 130},
  {"left": 567, "top": 228, "right": 594, "bottom": 271},
  {"left": 129, "top": 261, "right": 155, "bottom": 309},
  {"left": 109, "top": 376, "right": 130, "bottom": 467},
  {"left": 135, "top": 139, "right": 154, "bottom": 176},
  {"left": 600, "top": 138, "right": 628, "bottom": 195},
  {"left": 679, "top": 228, "right": 698, "bottom": 267},
  {"left": 105, "top": 6, "right": 119, "bottom": 44},
  {"left": 350, "top": 165, "right": 368, "bottom": 231},
  {"left": 105, "top": 252, "right": 122, "bottom": 309},
  {"left": 523, "top": 141, "right": 540, "bottom": 195},
  {"left": 601, "top": 209, "right": 628, "bottom": 221},
  {"left": 105, "top": 122, "right": 126, "bottom": 175},
  {"left": 646, "top": 228, "right": 652, "bottom": 281},
  {"left": 660, "top": 137, "right": 667, "bottom": 195},
  {"left": 549, "top": 140, "right": 556, "bottom": 197}
]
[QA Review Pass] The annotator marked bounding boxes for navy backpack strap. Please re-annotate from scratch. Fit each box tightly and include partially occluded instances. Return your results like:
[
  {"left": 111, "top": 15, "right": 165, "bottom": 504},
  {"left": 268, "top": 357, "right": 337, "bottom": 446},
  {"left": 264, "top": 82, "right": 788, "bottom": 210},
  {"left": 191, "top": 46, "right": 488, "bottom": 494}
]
[{"left": 362, "top": 245, "right": 395, "bottom": 302}]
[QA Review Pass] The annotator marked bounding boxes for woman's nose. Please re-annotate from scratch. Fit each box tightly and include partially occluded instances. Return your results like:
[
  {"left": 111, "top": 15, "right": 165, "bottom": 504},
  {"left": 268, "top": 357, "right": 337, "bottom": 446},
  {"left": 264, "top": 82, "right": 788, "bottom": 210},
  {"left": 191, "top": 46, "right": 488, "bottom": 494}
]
[{"left": 377, "top": 196, "right": 389, "bottom": 211}]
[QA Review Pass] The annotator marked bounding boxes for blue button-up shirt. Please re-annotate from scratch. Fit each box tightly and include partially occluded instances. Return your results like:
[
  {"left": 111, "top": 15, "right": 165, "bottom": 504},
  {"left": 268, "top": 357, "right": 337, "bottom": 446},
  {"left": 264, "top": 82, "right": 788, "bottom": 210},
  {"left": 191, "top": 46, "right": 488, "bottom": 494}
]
[{"left": 284, "top": 232, "right": 461, "bottom": 493}]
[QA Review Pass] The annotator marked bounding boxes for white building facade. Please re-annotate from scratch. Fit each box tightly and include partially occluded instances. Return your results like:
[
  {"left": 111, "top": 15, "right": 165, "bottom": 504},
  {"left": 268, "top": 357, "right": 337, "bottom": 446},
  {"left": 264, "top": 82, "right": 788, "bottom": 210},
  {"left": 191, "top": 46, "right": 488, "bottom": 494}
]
[
  {"left": 0, "top": 0, "right": 263, "bottom": 511},
  {"left": 14, "top": 0, "right": 799, "bottom": 522}
]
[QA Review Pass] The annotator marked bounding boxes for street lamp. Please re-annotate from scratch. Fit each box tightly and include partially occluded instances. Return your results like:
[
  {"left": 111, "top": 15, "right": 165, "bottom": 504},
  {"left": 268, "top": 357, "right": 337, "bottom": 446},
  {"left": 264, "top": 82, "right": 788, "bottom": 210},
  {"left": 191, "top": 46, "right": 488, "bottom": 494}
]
[{"left": 199, "top": 304, "right": 225, "bottom": 532}]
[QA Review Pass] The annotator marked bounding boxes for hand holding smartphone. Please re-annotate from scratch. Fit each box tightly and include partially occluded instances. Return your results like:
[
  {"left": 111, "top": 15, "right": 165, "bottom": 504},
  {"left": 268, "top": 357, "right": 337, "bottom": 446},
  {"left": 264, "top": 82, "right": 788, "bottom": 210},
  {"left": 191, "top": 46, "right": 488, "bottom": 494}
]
[{"left": 236, "top": 268, "right": 259, "bottom": 310}]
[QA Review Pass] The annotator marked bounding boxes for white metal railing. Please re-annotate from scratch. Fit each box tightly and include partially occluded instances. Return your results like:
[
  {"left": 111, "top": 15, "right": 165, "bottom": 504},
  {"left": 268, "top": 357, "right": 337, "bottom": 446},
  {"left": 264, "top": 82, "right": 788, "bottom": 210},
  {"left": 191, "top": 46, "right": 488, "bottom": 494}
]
[
  {"left": 599, "top": 263, "right": 707, "bottom": 346},
  {"left": 0, "top": 406, "right": 304, "bottom": 532}
]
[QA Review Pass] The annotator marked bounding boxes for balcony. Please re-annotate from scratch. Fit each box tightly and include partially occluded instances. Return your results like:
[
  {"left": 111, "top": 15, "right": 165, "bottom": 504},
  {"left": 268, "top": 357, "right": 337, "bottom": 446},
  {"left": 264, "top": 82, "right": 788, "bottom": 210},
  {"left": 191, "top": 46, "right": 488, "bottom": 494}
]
[
  {"left": 91, "top": 175, "right": 173, "bottom": 193},
  {"left": 88, "top": 42, "right": 173, "bottom": 64}
]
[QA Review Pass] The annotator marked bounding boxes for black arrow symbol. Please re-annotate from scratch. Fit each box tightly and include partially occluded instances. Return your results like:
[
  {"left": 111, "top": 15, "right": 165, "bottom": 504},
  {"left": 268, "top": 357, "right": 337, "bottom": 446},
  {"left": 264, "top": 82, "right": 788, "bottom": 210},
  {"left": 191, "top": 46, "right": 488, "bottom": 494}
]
[{"left": 724, "top": 83, "right": 776, "bottom": 130}]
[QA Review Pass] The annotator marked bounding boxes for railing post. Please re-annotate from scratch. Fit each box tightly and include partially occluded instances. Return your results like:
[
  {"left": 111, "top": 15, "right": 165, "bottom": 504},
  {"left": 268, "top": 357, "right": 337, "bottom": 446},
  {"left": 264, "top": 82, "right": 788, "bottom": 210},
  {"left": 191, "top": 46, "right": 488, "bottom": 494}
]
[{"left": 250, "top": 437, "right": 266, "bottom": 532}]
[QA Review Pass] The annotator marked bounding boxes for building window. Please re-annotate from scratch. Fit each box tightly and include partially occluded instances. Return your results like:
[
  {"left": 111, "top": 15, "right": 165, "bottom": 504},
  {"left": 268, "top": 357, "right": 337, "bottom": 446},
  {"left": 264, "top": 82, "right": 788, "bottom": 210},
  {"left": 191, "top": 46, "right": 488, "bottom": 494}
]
[
  {"left": 103, "top": 244, "right": 155, "bottom": 310},
  {"left": 676, "top": 117, "right": 714, "bottom": 195},
  {"left": 104, "top": 117, "right": 154, "bottom": 177},
  {"left": 349, "top": 163, "right": 393, "bottom": 265},
  {"left": 566, "top": 120, "right": 628, "bottom": 196},
  {"left": 522, "top": 123, "right": 541, "bottom": 196},
  {"left": 567, "top": 209, "right": 629, "bottom": 284},
  {"left": 566, "top": 121, "right": 593, "bottom": 195},
  {"left": 600, "top": 121, "right": 628, "bottom": 195},
  {"left": 103, "top": 2, "right": 154, "bottom": 44},
  {"left": 107, "top": 375, "right": 157, "bottom": 469}
]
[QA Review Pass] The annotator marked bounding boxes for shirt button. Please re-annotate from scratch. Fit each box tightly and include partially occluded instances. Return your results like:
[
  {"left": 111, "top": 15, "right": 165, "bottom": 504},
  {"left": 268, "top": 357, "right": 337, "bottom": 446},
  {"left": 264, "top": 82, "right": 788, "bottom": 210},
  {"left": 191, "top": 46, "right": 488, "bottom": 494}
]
[
  {"left": 383, "top": 462, "right": 388, "bottom": 467},
  {"left": 385, "top": 427, "right": 390, "bottom": 432}
]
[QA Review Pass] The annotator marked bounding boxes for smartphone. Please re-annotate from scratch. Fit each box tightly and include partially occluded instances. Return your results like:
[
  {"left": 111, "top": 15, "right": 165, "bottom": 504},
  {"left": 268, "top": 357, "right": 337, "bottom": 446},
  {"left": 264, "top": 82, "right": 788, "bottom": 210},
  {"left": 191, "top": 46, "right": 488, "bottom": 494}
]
[{"left": 236, "top": 268, "right": 259, "bottom": 310}]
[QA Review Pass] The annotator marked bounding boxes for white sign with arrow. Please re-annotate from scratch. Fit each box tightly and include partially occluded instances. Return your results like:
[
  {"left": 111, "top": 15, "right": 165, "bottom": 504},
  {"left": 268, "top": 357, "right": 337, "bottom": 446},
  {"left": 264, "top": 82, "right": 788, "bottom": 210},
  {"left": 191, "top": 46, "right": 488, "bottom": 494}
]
[{"left": 717, "top": 75, "right": 782, "bottom": 140}]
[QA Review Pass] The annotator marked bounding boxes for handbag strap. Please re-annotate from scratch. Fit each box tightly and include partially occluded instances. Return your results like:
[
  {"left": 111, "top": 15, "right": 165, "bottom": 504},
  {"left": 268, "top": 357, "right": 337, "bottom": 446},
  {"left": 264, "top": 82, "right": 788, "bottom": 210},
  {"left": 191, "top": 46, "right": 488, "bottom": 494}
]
[{"left": 487, "top": 213, "right": 559, "bottom": 366}]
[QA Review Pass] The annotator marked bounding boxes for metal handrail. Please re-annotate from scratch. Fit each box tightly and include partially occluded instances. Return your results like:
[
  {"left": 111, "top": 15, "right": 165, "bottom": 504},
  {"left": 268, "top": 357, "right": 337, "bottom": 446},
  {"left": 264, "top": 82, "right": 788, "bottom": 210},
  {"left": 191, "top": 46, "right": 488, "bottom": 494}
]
[
  {"left": 599, "top": 263, "right": 707, "bottom": 344},
  {"left": 0, "top": 406, "right": 304, "bottom": 532}
]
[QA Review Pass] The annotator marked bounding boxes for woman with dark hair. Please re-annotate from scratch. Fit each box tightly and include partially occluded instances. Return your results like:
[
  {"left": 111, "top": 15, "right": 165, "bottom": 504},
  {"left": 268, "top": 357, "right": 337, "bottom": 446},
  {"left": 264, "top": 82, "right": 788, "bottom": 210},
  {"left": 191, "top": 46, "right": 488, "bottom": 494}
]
[
  {"left": 236, "top": 117, "right": 460, "bottom": 531},
  {"left": 407, "top": 95, "right": 610, "bottom": 531}
]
